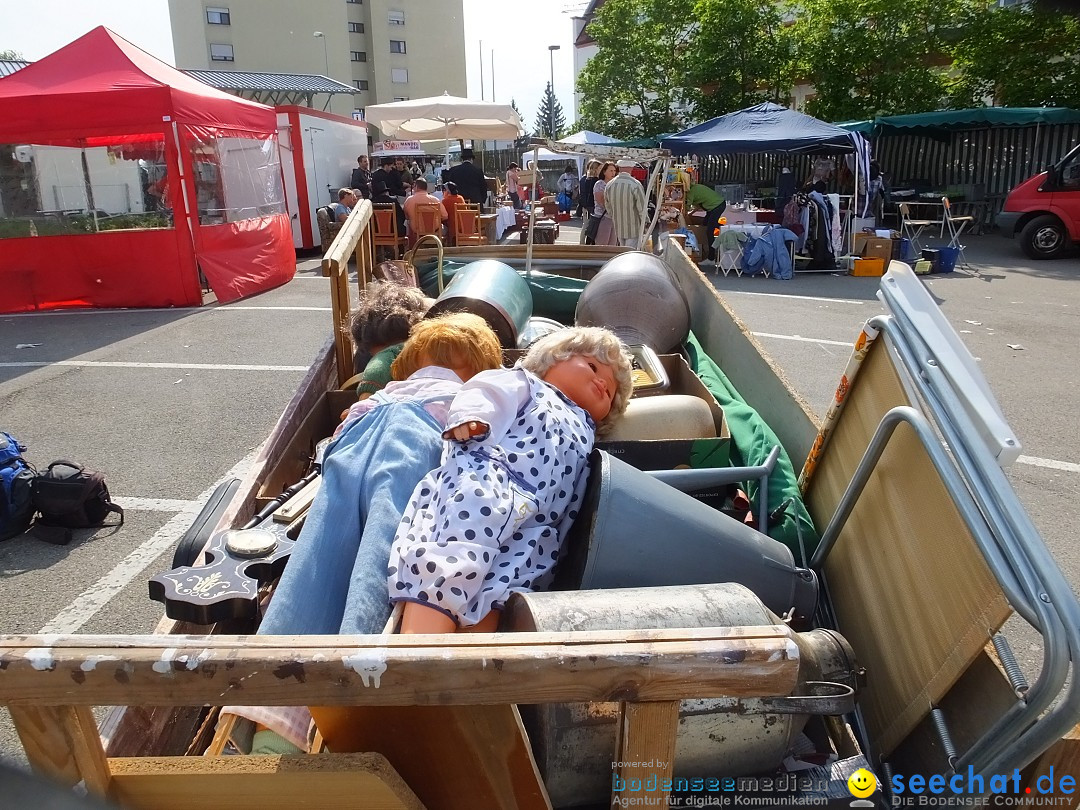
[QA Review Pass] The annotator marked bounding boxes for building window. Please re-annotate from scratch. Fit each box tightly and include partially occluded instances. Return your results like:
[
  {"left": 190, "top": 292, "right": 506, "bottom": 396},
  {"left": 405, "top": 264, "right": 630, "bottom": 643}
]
[
  {"left": 347, "top": 0, "right": 363, "bottom": 4},
  {"left": 348, "top": 22, "right": 364, "bottom": 33},
  {"left": 391, "top": 68, "right": 408, "bottom": 83},
  {"left": 393, "top": 97, "right": 409, "bottom": 102},
  {"left": 354, "top": 79, "right": 369, "bottom": 90},
  {"left": 209, "top": 43, "right": 234, "bottom": 62},
  {"left": 388, "top": 10, "right": 405, "bottom": 24},
  {"left": 351, "top": 51, "right": 367, "bottom": 62},
  {"left": 353, "top": 109, "right": 365, "bottom": 121},
  {"left": 206, "top": 7, "right": 230, "bottom": 25},
  {"left": 390, "top": 40, "right": 406, "bottom": 54}
]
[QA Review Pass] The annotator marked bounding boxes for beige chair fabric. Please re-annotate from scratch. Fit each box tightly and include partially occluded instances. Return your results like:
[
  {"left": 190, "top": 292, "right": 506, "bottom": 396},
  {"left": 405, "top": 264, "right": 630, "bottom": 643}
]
[{"left": 805, "top": 339, "right": 1011, "bottom": 757}]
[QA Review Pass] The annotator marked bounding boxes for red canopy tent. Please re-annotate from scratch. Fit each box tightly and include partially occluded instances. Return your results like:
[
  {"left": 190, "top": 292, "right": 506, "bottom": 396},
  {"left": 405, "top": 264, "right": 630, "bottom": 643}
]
[{"left": 0, "top": 27, "right": 295, "bottom": 312}]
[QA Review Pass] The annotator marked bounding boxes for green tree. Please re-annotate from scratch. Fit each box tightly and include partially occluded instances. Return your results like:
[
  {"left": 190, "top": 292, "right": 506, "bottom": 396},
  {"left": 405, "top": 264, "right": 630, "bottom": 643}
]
[
  {"left": 509, "top": 98, "right": 531, "bottom": 149},
  {"left": 947, "top": 2, "right": 1080, "bottom": 108},
  {"left": 794, "top": 0, "right": 967, "bottom": 121},
  {"left": 690, "top": 0, "right": 797, "bottom": 119},
  {"left": 533, "top": 83, "right": 568, "bottom": 140},
  {"left": 575, "top": 0, "right": 697, "bottom": 139},
  {"left": 0, "top": 50, "right": 25, "bottom": 60}
]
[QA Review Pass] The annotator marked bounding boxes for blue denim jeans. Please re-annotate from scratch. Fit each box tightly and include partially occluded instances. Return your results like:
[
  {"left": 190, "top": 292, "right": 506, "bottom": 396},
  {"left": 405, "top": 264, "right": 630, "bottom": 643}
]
[{"left": 259, "top": 399, "right": 445, "bottom": 636}]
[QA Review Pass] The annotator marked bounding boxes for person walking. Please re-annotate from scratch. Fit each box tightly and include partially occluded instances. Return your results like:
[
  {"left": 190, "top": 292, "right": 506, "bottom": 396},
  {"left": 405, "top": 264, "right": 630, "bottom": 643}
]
[
  {"left": 603, "top": 159, "right": 648, "bottom": 248},
  {"left": 587, "top": 162, "right": 619, "bottom": 246},
  {"left": 576, "top": 160, "right": 601, "bottom": 243},
  {"left": 506, "top": 162, "right": 522, "bottom": 210}
]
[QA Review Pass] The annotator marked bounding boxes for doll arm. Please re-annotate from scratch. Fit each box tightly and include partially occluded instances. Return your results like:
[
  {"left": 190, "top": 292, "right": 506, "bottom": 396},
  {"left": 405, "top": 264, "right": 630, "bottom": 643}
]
[{"left": 443, "top": 368, "right": 531, "bottom": 444}]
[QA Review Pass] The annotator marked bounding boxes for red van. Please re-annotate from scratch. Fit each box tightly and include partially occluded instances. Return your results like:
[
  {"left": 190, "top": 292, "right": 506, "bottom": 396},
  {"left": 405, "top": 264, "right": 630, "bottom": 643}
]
[{"left": 997, "top": 143, "right": 1080, "bottom": 259}]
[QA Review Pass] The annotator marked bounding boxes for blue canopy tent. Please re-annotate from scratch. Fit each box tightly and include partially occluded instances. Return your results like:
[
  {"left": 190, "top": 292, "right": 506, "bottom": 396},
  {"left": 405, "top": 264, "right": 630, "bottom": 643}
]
[
  {"left": 662, "top": 102, "right": 862, "bottom": 156},
  {"left": 662, "top": 102, "right": 872, "bottom": 249}
]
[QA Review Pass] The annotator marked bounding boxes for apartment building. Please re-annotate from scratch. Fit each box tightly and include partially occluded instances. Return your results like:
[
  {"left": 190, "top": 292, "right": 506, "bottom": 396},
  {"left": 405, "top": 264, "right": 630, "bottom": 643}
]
[{"left": 168, "top": 0, "right": 467, "bottom": 128}]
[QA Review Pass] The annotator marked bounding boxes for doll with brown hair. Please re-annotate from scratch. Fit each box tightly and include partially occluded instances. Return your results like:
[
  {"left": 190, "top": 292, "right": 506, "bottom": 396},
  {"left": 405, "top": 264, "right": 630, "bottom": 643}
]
[
  {"left": 388, "top": 326, "right": 634, "bottom": 634},
  {"left": 349, "top": 280, "right": 431, "bottom": 397}
]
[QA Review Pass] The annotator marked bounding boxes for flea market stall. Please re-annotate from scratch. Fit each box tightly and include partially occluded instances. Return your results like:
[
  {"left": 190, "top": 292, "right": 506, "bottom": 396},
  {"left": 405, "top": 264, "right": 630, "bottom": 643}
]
[
  {"left": 0, "top": 27, "right": 295, "bottom": 312},
  {"left": 840, "top": 107, "right": 1080, "bottom": 231},
  {"left": 663, "top": 102, "right": 871, "bottom": 276}
]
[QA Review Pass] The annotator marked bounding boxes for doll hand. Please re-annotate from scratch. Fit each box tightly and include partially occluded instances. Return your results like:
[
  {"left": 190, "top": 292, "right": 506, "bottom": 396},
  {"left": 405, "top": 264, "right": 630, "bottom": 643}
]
[{"left": 445, "top": 420, "right": 489, "bottom": 441}]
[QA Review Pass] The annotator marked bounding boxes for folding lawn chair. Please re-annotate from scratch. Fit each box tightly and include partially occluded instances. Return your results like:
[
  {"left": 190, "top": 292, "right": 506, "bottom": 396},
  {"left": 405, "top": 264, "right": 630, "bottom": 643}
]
[
  {"left": 942, "top": 196, "right": 975, "bottom": 267},
  {"left": 899, "top": 202, "right": 943, "bottom": 254}
]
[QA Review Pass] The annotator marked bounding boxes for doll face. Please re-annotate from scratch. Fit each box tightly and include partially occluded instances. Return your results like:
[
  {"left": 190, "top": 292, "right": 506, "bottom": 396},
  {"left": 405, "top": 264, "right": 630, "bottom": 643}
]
[{"left": 542, "top": 355, "right": 616, "bottom": 423}]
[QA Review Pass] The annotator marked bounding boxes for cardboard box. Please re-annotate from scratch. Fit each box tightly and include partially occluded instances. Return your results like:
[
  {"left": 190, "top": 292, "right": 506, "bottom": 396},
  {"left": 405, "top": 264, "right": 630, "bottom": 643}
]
[
  {"left": 597, "top": 354, "right": 731, "bottom": 509},
  {"left": 689, "top": 224, "right": 709, "bottom": 256},
  {"left": 851, "top": 257, "right": 885, "bottom": 277},
  {"left": 853, "top": 233, "right": 893, "bottom": 261}
]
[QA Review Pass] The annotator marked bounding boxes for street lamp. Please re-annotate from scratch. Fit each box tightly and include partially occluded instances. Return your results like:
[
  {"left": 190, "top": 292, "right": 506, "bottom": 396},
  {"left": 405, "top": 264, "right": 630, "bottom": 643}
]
[
  {"left": 313, "top": 31, "right": 329, "bottom": 77},
  {"left": 547, "top": 44, "right": 560, "bottom": 139}
]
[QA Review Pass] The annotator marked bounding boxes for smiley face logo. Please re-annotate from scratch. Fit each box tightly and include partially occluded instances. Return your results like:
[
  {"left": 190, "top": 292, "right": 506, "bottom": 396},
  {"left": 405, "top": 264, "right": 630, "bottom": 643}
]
[{"left": 848, "top": 768, "right": 877, "bottom": 799}]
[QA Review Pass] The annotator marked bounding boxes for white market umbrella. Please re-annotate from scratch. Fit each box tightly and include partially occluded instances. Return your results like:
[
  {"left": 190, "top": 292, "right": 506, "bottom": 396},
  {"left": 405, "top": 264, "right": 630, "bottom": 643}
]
[{"left": 364, "top": 93, "right": 524, "bottom": 164}]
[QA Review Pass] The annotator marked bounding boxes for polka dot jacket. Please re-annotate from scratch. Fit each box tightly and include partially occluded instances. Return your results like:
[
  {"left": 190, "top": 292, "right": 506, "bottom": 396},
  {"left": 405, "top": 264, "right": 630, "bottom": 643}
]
[{"left": 387, "top": 367, "right": 594, "bottom": 626}]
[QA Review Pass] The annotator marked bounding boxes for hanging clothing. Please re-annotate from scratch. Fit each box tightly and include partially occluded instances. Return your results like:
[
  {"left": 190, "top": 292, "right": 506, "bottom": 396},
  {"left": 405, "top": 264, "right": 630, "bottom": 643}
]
[
  {"left": 827, "top": 193, "right": 843, "bottom": 256},
  {"left": 743, "top": 226, "right": 799, "bottom": 280}
]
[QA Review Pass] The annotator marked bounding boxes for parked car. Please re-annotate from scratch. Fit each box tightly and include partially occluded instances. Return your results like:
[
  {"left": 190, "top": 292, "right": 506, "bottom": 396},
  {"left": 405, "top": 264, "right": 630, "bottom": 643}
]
[{"left": 997, "top": 143, "right": 1080, "bottom": 259}]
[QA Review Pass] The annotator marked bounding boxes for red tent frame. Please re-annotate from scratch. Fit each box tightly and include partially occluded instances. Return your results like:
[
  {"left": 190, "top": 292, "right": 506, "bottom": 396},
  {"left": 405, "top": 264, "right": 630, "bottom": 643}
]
[{"left": 0, "top": 27, "right": 295, "bottom": 312}]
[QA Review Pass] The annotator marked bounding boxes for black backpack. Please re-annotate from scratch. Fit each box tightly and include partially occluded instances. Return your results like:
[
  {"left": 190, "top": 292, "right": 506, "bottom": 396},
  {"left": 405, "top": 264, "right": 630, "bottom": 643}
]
[
  {"left": 0, "top": 432, "right": 36, "bottom": 542},
  {"left": 32, "top": 461, "right": 124, "bottom": 545}
]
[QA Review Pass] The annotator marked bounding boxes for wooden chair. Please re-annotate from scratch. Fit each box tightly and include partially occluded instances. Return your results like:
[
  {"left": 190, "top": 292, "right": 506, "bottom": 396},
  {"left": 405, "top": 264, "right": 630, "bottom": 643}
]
[
  {"left": 410, "top": 202, "right": 445, "bottom": 243},
  {"left": 454, "top": 203, "right": 486, "bottom": 246},
  {"left": 372, "top": 203, "right": 408, "bottom": 260}
]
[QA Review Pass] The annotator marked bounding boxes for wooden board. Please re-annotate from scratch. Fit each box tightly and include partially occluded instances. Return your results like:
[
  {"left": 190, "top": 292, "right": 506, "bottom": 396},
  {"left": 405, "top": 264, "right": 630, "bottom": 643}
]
[
  {"left": 613, "top": 701, "right": 679, "bottom": 809},
  {"left": 0, "top": 627, "right": 800, "bottom": 708},
  {"left": 10, "top": 705, "right": 109, "bottom": 793},
  {"left": 107, "top": 753, "right": 424, "bottom": 810},
  {"left": 310, "top": 704, "right": 550, "bottom": 810}
]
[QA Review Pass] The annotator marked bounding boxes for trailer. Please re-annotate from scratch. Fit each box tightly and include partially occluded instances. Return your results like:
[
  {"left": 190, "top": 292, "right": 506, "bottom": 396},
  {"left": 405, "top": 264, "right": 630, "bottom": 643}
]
[{"left": 276, "top": 106, "right": 368, "bottom": 251}]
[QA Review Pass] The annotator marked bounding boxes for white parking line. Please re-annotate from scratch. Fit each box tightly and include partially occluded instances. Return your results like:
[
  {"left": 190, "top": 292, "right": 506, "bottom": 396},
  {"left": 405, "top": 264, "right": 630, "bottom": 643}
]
[
  {"left": 752, "top": 332, "right": 851, "bottom": 347},
  {"left": 37, "top": 449, "right": 259, "bottom": 635},
  {"left": 1, "top": 360, "right": 308, "bottom": 371},
  {"left": 723, "top": 290, "right": 871, "bottom": 306},
  {"left": 1017, "top": 455, "right": 1080, "bottom": 474},
  {"left": 112, "top": 497, "right": 199, "bottom": 512}
]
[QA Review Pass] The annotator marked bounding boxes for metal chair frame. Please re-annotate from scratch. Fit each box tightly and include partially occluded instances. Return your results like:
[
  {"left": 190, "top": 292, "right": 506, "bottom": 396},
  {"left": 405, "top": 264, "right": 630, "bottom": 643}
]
[
  {"left": 942, "top": 195, "right": 975, "bottom": 266},
  {"left": 898, "top": 202, "right": 943, "bottom": 254}
]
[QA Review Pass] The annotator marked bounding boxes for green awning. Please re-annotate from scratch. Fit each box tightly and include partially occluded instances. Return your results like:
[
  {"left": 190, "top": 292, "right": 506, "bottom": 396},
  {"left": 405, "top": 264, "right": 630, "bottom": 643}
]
[
  {"left": 877, "top": 107, "right": 1080, "bottom": 131},
  {"left": 835, "top": 120, "right": 875, "bottom": 135},
  {"left": 834, "top": 107, "right": 1080, "bottom": 138}
]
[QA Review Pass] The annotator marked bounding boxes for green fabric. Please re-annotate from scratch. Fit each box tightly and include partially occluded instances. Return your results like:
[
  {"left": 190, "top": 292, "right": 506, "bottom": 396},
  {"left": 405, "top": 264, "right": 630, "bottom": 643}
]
[
  {"left": 837, "top": 107, "right": 1080, "bottom": 138},
  {"left": 251, "top": 729, "right": 304, "bottom": 756},
  {"left": 835, "top": 119, "right": 875, "bottom": 134},
  {"left": 684, "top": 336, "right": 818, "bottom": 557},
  {"left": 413, "top": 255, "right": 817, "bottom": 556},
  {"left": 357, "top": 343, "right": 404, "bottom": 396},
  {"left": 686, "top": 183, "right": 725, "bottom": 212}
]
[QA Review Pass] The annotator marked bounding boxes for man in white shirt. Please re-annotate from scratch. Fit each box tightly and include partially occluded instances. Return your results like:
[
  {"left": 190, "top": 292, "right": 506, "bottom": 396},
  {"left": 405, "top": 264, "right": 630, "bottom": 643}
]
[{"left": 603, "top": 159, "right": 647, "bottom": 248}]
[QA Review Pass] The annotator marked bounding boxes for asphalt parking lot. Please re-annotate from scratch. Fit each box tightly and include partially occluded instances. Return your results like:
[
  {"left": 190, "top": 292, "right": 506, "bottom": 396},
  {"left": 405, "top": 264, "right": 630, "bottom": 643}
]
[{"left": 0, "top": 232, "right": 1077, "bottom": 765}]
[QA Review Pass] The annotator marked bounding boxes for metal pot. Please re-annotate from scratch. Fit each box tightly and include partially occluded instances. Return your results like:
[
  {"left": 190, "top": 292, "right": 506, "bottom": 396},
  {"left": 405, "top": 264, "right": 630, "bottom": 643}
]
[{"left": 426, "top": 259, "right": 533, "bottom": 348}]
